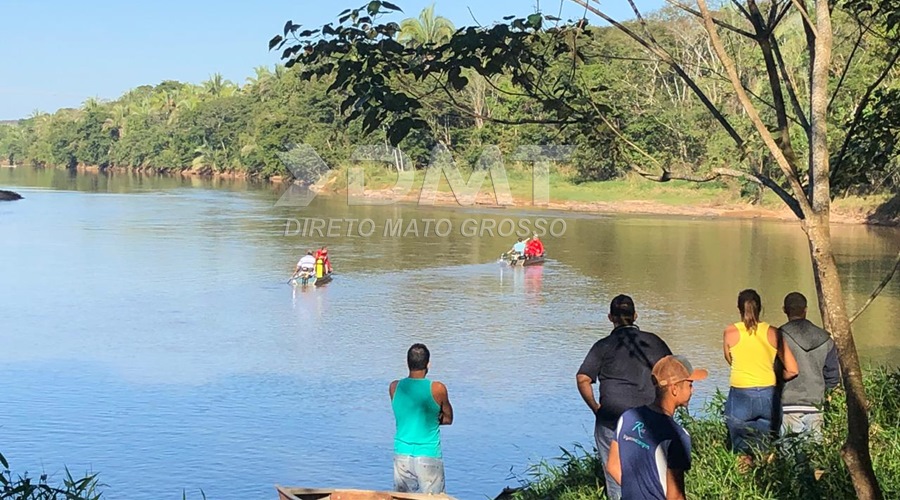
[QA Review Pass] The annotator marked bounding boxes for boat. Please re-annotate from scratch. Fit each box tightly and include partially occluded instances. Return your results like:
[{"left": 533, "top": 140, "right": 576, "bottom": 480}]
[
  {"left": 289, "top": 271, "right": 334, "bottom": 287},
  {"left": 498, "top": 252, "right": 545, "bottom": 267},
  {"left": 275, "top": 486, "right": 457, "bottom": 500}
]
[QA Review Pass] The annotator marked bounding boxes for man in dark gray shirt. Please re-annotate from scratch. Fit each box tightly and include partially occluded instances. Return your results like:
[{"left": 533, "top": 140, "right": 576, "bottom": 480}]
[
  {"left": 577, "top": 295, "right": 672, "bottom": 500},
  {"left": 779, "top": 292, "right": 840, "bottom": 440}
]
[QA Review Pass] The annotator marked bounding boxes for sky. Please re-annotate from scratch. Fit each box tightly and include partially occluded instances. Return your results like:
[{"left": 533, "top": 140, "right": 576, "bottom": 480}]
[{"left": 0, "top": 0, "right": 663, "bottom": 120}]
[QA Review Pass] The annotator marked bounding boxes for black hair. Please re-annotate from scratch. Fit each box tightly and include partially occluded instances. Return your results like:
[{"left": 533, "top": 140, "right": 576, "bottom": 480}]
[
  {"left": 784, "top": 292, "right": 807, "bottom": 318},
  {"left": 609, "top": 294, "right": 636, "bottom": 325},
  {"left": 407, "top": 343, "right": 430, "bottom": 371}
]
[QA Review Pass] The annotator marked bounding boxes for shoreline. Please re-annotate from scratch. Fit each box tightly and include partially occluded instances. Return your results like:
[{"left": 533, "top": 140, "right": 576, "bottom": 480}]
[
  {"left": 6, "top": 163, "right": 898, "bottom": 226},
  {"left": 309, "top": 183, "right": 899, "bottom": 227}
]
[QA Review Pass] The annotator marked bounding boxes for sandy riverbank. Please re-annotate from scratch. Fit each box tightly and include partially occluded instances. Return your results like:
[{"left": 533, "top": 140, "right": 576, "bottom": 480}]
[
  {"left": 310, "top": 183, "right": 899, "bottom": 226},
  {"left": 11, "top": 163, "right": 896, "bottom": 226}
]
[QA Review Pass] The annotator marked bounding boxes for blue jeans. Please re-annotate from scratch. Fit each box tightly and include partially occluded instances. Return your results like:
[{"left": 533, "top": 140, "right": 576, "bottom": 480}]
[
  {"left": 594, "top": 423, "right": 621, "bottom": 500},
  {"left": 725, "top": 386, "right": 777, "bottom": 454},
  {"left": 393, "top": 454, "right": 445, "bottom": 494}
]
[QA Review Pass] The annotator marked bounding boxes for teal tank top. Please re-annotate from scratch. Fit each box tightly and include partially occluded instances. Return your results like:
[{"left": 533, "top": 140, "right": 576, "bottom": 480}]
[{"left": 392, "top": 378, "right": 442, "bottom": 458}]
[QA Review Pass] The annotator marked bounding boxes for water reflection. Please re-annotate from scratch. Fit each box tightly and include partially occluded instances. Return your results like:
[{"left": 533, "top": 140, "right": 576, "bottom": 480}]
[{"left": 1, "top": 167, "right": 899, "bottom": 500}]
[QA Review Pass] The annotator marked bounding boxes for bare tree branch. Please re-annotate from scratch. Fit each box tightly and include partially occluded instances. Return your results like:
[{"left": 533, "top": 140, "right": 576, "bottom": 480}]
[
  {"left": 832, "top": 47, "right": 900, "bottom": 178},
  {"left": 791, "top": 0, "right": 819, "bottom": 38},
  {"left": 631, "top": 163, "right": 755, "bottom": 182},
  {"left": 771, "top": 35, "right": 811, "bottom": 133},
  {"left": 772, "top": 0, "right": 793, "bottom": 30},
  {"left": 575, "top": 0, "right": 749, "bottom": 154},
  {"left": 829, "top": 25, "right": 866, "bottom": 110},
  {"left": 663, "top": 0, "right": 756, "bottom": 38},
  {"left": 729, "top": 0, "right": 752, "bottom": 20},
  {"left": 849, "top": 249, "right": 900, "bottom": 323},
  {"left": 747, "top": 0, "right": 802, "bottom": 179},
  {"left": 697, "top": 0, "right": 812, "bottom": 219}
]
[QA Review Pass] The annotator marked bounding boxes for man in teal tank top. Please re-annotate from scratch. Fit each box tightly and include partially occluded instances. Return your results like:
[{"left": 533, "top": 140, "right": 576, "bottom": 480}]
[{"left": 389, "top": 343, "right": 454, "bottom": 494}]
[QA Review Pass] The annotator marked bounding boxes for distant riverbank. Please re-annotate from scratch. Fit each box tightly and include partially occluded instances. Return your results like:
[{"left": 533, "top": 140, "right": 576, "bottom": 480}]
[
  {"left": 309, "top": 164, "right": 900, "bottom": 227},
  {"left": 8, "top": 162, "right": 899, "bottom": 226}
]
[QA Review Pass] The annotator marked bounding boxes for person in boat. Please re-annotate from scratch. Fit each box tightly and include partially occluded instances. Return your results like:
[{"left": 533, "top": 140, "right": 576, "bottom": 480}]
[
  {"left": 525, "top": 233, "right": 545, "bottom": 258},
  {"left": 295, "top": 250, "right": 317, "bottom": 275},
  {"left": 318, "top": 246, "right": 333, "bottom": 274},
  {"left": 510, "top": 237, "right": 528, "bottom": 257}
]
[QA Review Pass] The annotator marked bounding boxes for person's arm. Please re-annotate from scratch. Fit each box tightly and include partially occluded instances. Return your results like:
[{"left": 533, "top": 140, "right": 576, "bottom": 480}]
[
  {"left": 823, "top": 343, "right": 841, "bottom": 389},
  {"left": 432, "top": 381, "right": 453, "bottom": 425},
  {"left": 577, "top": 374, "right": 601, "bottom": 413},
  {"left": 665, "top": 469, "right": 687, "bottom": 500},
  {"left": 576, "top": 345, "right": 603, "bottom": 413},
  {"left": 723, "top": 327, "right": 736, "bottom": 366},
  {"left": 389, "top": 380, "right": 398, "bottom": 400},
  {"left": 770, "top": 326, "right": 799, "bottom": 381},
  {"left": 607, "top": 439, "right": 622, "bottom": 486}
]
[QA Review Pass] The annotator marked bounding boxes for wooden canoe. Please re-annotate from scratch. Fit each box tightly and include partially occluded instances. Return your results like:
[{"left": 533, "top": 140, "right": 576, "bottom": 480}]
[
  {"left": 275, "top": 486, "right": 458, "bottom": 500},
  {"left": 290, "top": 272, "right": 334, "bottom": 287},
  {"left": 501, "top": 255, "right": 545, "bottom": 267}
]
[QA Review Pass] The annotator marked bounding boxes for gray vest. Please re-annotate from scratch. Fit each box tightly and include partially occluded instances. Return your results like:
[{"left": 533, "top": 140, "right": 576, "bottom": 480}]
[{"left": 780, "top": 319, "right": 834, "bottom": 411}]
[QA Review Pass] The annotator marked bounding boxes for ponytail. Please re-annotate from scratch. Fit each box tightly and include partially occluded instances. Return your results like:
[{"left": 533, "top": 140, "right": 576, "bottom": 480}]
[{"left": 737, "top": 289, "right": 762, "bottom": 335}]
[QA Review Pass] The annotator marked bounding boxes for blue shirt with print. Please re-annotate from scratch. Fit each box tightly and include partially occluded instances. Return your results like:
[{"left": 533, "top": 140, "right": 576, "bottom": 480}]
[{"left": 615, "top": 405, "right": 692, "bottom": 500}]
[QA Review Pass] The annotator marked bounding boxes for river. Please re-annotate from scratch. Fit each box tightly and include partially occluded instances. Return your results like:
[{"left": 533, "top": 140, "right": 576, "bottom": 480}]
[{"left": 1, "top": 167, "right": 898, "bottom": 500}]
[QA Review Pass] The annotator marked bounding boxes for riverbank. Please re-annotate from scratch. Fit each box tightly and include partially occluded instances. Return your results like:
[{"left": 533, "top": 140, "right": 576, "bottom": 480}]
[
  {"left": 311, "top": 165, "right": 900, "bottom": 226},
  {"left": 500, "top": 366, "right": 900, "bottom": 500},
  {"left": 8, "top": 163, "right": 899, "bottom": 225}
]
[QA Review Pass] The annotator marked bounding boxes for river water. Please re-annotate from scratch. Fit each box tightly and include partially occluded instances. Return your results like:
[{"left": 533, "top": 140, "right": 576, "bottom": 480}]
[{"left": 1, "top": 167, "right": 898, "bottom": 500}]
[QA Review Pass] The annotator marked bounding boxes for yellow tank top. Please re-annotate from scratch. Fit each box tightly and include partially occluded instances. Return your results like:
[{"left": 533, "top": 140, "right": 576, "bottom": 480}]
[{"left": 729, "top": 321, "right": 777, "bottom": 388}]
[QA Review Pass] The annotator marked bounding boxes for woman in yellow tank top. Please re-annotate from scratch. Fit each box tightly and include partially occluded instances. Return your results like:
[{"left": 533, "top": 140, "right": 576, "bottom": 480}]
[{"left": 723, "top": 289, "right": 798, "bottom": 468}]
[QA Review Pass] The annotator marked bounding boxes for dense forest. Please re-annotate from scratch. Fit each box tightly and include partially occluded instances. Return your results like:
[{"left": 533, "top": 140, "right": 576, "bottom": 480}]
[{"left": 0, "top": 5, "right": 897, "bottom": 195}]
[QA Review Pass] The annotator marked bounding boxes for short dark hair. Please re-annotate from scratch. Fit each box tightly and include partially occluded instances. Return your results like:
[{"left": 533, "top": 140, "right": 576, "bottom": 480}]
[
  {"left": 784, "top": 292, "right": 807, "bottom": 317},
  {"left": 407, "top": 343, "right": 430, "bottom": 370},
  {"left": 610, "top": 294, "right": 636, "bottom": 324}
]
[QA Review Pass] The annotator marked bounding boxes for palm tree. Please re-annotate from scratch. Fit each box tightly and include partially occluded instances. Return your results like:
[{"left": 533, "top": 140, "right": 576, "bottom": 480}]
[
  {"left": 103, "top": 103, "right": 130, "bottom": 139},
  {"left": 174, "top": 86, "right": 201, "bottom": 118},
  {"left": 245, "top": 65, "right": 275, "bottom": 100},
  {"left": 398, "top": 5, "right": 455, "bottom": 47},
  {"left": 202, "top": 73, "right": 237, "bottom": 98}
]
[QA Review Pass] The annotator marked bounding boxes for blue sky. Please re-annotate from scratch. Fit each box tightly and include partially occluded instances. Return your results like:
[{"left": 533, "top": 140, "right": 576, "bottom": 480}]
[{"left": 0, "top": 0, "right": 663, "bottom": 120}]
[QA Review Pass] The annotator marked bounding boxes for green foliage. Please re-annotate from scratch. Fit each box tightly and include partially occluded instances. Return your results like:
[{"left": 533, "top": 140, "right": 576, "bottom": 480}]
[
  {"left": 0, "top": 452, "right": 102, "bottom": 500},
  {"left": 274, "top": 0, "right": 900, "bottom": 191},
  {"left": 4, "top": 1, "right": 900, "bottom": 192},
  {"left": 508, "top": 367, "right": 900, "bottom": 499}
]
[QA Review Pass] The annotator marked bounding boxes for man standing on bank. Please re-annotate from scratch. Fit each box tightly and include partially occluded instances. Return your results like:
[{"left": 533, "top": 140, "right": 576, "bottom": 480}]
[
  {"left": 390, "top": 343, "right": 454, "bottom": 494},
  {"left": 606, "top": 355, "right": 708, "bottom": 500},
  {"left": 577, "top": 295, "right": 673, "bottom": 500},
  {"left": 779, "top": 292, "right": 840, "bottom": 439}
]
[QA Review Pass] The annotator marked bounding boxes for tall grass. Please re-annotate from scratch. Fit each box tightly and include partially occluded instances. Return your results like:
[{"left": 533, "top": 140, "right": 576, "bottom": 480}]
[
  {"left": 506, "top": 367, "right": 900, "bottom": 499},
  {"left": 0, "top": 452, "right": 102, "bottom": 500}
]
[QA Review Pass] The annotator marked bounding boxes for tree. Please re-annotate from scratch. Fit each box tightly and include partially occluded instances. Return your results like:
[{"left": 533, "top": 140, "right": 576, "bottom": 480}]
[
  {"left": 273, "top": 1, "right": 900, "bottom": 497},
  {"left": 397, "top": 4, "right": 455, "bottom": 47},
  {"left": 202, "top": 73, "right": 236, "bottom": 98}
]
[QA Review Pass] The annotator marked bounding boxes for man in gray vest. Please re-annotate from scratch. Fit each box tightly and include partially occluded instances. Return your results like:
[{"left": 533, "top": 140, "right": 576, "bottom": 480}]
[{"left": 779, "top": 292, "right": 841, "bottom": 439}]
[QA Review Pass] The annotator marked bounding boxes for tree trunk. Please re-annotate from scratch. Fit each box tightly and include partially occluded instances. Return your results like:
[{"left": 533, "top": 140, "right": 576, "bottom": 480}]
[{"left": 805, "top": 217, "right": 883, "bottom": 500}]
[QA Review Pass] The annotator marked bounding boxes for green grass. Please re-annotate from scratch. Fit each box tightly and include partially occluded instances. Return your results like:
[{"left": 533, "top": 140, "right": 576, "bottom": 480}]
[
  {"left": 323, "top": 165, "right": 739, "bottom": 205},
  {"left": 505, "top": 367, "right": 900, "bottom": 499}
]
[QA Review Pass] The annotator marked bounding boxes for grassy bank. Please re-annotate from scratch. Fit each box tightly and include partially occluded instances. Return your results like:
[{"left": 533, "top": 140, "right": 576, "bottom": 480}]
[
  {"left": 317, "top": 165, "right": 899, "bottom": 224},
  {"left": 502, "top": 367, "right": 900, "bottom": 499}
]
